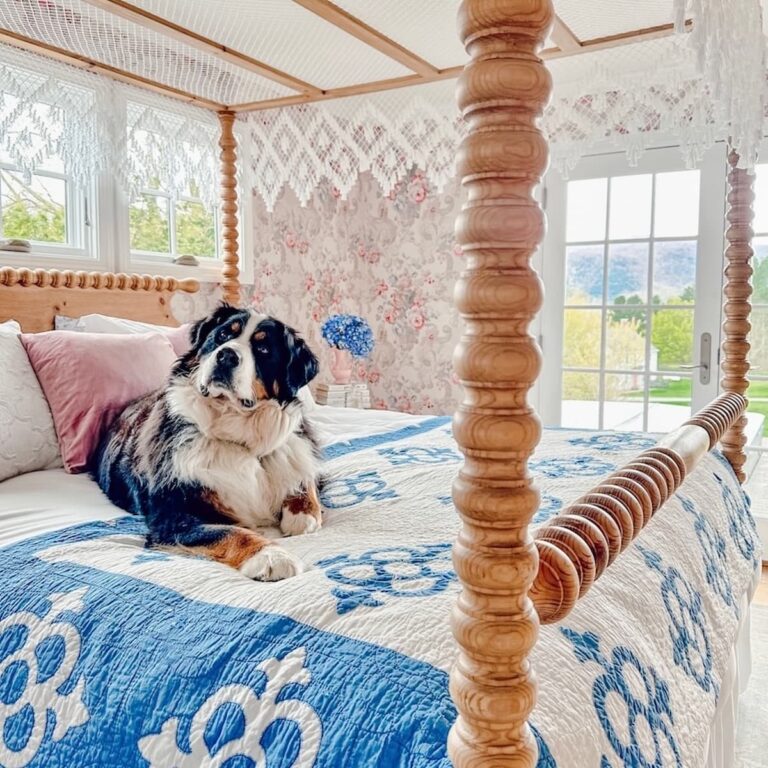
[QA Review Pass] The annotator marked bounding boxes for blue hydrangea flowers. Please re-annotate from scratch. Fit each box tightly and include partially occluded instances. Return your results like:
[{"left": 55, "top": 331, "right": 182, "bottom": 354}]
[{"left": 321, "top": 314, "right": 374, "bottom": 358}]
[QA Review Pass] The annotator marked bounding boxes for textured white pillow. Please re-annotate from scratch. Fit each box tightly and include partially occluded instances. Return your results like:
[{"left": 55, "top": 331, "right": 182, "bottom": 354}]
[
  {"left": 55, "top": 313, "right": 174, "bottom": 334},
  {"left": 0, "top": 322, "right": 62, "bottom": 481}
]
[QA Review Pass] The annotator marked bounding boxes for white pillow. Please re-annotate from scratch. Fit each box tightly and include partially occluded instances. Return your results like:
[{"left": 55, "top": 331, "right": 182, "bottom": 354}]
[
  {"left": 0, "top": 321, "right": 62, "bottom": 481},
  {"left": 55, "top": 314, "right": 174, "bottom": 334},
  {"left": 55, "top": 313, "right": 190, "bottom": 357}
]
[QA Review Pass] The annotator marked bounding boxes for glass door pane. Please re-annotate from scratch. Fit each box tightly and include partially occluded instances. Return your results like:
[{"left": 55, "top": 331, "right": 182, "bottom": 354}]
[{"left": 548, "top": 150, "right": 720, "bottom": 434}]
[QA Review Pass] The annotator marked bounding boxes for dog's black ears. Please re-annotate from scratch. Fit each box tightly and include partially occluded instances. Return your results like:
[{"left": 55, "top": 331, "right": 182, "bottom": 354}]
[
  {"left": 189, "top": 303, "right": 241, "bottom": 350},
  {"left": 285, "top": 326, "right": 319, "bottom": 399}
]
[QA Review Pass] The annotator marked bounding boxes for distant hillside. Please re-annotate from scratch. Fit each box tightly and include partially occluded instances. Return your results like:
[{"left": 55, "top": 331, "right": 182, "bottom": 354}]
[{"left": 567, "top": 242, "right": 697, "bottom": 303}]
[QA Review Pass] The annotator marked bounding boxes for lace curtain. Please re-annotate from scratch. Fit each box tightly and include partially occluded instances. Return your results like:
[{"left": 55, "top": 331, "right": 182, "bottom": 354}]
[{"left": 0, "top": 44, "right": 220, "bottom": 209}]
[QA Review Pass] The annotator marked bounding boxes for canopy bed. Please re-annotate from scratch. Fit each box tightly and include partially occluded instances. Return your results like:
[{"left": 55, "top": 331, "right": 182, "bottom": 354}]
[{"left": 0, "top": 1, "right": 763, "bottom": 767}]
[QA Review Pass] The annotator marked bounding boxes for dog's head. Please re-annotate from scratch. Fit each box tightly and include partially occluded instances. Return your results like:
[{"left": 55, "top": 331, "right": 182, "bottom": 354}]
[{"left": 178, "top": 304, "right": 318, "bottom": 409}]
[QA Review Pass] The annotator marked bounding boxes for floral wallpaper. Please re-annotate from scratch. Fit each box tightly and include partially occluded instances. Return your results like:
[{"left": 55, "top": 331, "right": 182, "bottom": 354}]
[{"left": 249, "top": 169, "right": 465, "bottom": 415}]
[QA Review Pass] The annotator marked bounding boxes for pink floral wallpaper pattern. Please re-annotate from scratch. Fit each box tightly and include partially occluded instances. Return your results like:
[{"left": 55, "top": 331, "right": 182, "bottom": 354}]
[{"left": 249, "top": 169, "right": 465, "bottom": 415}]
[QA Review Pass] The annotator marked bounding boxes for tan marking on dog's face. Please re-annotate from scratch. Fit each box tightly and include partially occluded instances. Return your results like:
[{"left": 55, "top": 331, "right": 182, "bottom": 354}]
[
  {"left": 252, "top": 378, "right": 269, "bottom": 401},
  {"left": 230, "top": 321, "right": 242, "bottom": 334},
  {"left": 254, "top": 330, "right": 266, "bottom": 340}
]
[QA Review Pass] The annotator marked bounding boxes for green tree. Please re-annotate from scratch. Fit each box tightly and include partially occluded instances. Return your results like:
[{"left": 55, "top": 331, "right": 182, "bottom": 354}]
[
  {"left": 562, "top": 310, "right": 646, "bottom": 400},
  {"left": 651, "top": 303, "right": 694, "bottom": 369},
  {"left": 176, "top": 200, "right": 215, "bottom": 257},
  {"left": 129, "top": 194, "right": 170, "bottom": 252},
  {"left": 753, "top": 255, "right": 768, "bottom": 303},
  {"left": 609, "top": 294, "right": 646, "bottom": 330},
  {"left": 0, "top": 170, "right": 66, "bottom": 243}
]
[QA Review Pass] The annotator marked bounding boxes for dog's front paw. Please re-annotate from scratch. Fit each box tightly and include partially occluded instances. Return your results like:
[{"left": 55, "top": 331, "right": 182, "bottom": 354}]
[
  {"left": 239, "top": 545, "right": 303, "bottom": 582},
  {"left": 280, "top": 508, "right": 321, "bottom": 536},
  {"left": 280, "top": 490, "right": 323, "bottom": 537}
]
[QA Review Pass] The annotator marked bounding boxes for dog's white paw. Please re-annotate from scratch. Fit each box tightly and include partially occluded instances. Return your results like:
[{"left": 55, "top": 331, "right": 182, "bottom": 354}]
[
  {"left": 240, "top": 546, "right": 303, "bottom": 581},
  {"left": 280, "top": 510, "right": 321, "bottom": 537}
]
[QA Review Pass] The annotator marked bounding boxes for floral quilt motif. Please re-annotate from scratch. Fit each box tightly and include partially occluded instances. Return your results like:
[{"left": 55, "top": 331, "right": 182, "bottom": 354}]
[
  {"left": 0, "top": 588, "right": 90, "bottom": 767},
  {"left": 320, "top": 470, "right": 398, "bottom": 508},
  {"left": 562, "top": 628, "right": 682, "bottom": 768},
  {"left": 567, "top": 433, "right": 656, "bottom": 453},
  {"left": 637, "top": 545, "right": 718, "bottom": 696},
  {"left": 139, "top": 649, "right": 321, "bottom": 768},
  {"left": 317, "top": 544, "right": 455, "bottom": 615}
]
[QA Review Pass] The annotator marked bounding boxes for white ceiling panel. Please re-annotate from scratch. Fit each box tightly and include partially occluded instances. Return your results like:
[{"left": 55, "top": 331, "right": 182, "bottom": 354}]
[
  {"left": 555, "top": 0, "right": 675, "bottom": 41},
  {"left": 333, "top": 0, "right": 466, "bottom": 70},
  {"left": 129, "top": 0, "right": 413, "bottom": 90},
  {"left": 0, "top": 0, "right": 295, "bottom": 105}
]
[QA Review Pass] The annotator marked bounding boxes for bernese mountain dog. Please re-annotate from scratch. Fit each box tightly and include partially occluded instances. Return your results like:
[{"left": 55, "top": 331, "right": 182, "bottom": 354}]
[{"left": 93, "top": 304, "right": 322, "bottom": 582}]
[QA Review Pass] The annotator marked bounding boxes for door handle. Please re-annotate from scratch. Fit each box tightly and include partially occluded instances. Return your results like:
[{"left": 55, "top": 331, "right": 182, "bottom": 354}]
[{"left": 680, "top": 333, "right": 711, "bottom": 385}]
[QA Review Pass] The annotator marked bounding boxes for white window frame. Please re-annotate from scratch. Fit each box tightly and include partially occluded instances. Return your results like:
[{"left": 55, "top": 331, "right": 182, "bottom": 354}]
[
  {"left": 1, "top": 88, "right": 252, "bottom": 285},
  {"left": 4, "top": 166, "right": 253, "bottom": 285},
  {"left": 0, "top": 161, "right": 106, "bottom": 271},
  {"left": 128, "top": 187, "right": 217, "bottom": 261},
  {"left": 117, "top": 180, "right": 252, "bottom": 285}
]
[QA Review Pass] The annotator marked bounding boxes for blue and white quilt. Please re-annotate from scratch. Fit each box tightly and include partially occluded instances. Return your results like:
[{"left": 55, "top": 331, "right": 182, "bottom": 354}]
[{"left": 0, "top": 418, "right": 761, "bottom": 767}]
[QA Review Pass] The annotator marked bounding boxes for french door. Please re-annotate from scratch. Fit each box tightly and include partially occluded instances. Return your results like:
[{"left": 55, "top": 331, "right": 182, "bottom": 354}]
[{"left": 539, "top": 145, "right": 727, "bottom": 432}]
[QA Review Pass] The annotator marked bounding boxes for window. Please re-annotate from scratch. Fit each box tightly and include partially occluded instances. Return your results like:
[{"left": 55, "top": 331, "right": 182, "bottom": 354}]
[
  {"left": 129, "top": 182, "right": 217, "bottom": 262},
  {"left": 746, "top": 164, "right": 768, "bottom": 443},
  {"left": 0, "top": 160, "right": 90, "bottom": 258},
  {"left": 559, "top": 170, "right": 701, "bottom": 431}
]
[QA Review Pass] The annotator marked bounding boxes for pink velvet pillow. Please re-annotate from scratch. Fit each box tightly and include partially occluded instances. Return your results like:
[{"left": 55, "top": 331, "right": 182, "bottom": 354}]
[{"left": 21, "top": 331, "right": 177, "bottom": 473}]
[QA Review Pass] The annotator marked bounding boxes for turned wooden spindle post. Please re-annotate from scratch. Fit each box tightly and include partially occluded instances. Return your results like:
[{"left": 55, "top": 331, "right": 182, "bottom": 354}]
[
  {"left": 449, "top": 1, "right": 554, "bottom": 766},
  {"left": 218, "top": 111, "right": 241, "bottom": 306},
  {"left": 721, "top": 149, "right": 754, "bottom": 483}
]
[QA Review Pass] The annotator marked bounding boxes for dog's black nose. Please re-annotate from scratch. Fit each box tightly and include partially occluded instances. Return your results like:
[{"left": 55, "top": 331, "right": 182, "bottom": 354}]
[{"left": 216, "top": 347, "right": 240, "bottom": 369}]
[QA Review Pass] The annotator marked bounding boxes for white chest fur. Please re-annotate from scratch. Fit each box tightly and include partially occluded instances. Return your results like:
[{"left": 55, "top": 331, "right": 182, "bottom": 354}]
[{"left": 172, "top": 432, "right": 321, "bottom": 528}]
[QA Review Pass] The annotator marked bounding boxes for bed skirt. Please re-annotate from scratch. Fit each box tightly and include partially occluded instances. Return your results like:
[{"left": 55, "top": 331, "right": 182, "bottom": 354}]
[{"left": 706, "top": 563, "right": 760, "bottom": 768}]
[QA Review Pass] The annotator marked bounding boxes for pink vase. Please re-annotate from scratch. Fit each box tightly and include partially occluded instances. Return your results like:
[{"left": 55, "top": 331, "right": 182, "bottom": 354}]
[{"left": 329, "top": 347, "right": 353, "bottom": 384}]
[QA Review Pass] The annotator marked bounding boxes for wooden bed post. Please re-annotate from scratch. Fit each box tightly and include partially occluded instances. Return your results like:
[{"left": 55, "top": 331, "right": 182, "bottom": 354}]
[
  {"left": 449, "top": 1, "right": 553, "bottom": 766},
  {"left": 218, "top": 110, "right": 241, "bottom": 305},
  {"left": 721, "top": 149, "right": 754, "bottom": 483}
]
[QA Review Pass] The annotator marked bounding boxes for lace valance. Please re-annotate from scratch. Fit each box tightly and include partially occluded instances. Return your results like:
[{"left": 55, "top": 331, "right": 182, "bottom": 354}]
[
  {"left": 243, "top": 0, "right": 765, "bottom": 210},
  {"left": 1, "top": 0, "right": 765, "bottom": 213},
  {"left": 0, "top": 44, "right": 220, "bottom": 209}
]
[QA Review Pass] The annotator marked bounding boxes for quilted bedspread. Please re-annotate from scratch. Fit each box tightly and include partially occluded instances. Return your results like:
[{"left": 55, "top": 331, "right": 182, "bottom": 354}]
[{"left": 0, "top": 418, "right": 761, "bottom": 768}]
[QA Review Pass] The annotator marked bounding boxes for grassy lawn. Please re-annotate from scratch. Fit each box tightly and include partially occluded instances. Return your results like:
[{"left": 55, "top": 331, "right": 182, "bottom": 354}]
[{"left": 624, "top": 379, "right": 768, "bottom": 436}]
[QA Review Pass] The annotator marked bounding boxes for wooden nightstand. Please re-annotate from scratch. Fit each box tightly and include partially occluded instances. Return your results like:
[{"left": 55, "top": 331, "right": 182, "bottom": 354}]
[{"left": 315, "top": 383, "right": 371, "bottom": 408}]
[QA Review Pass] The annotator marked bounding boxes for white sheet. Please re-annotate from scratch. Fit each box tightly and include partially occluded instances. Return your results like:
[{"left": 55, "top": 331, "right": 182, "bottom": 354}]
[{"left": 0, "top": 405, "right": 421, "bottom": 547}]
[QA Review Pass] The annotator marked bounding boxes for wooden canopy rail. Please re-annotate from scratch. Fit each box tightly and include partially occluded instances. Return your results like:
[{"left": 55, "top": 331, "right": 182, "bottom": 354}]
[
  {"left": 531, "top": 392, "right": 747, "bottom": 624},
  {"left": 0, "top": 1, "right": 686, "bottom": 114}
]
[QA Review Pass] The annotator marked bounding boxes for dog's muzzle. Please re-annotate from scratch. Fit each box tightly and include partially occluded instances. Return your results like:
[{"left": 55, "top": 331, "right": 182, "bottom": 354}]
[{"left": 210, "top": 347, "right": 240, "bottom": 385}]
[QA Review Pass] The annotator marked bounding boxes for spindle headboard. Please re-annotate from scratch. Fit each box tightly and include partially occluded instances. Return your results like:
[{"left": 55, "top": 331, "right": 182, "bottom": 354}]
[{"left": 0, "top": 267, "right": 198, "bottom": 332}]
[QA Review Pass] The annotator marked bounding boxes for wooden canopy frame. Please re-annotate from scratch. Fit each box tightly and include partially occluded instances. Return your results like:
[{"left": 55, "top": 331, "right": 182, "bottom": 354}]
[
  {"left": 0, "top": 1, "right": 757, "bottom": 765},
  {"left": 0, "top": 0, "right": 688, "bottom": 113}
]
